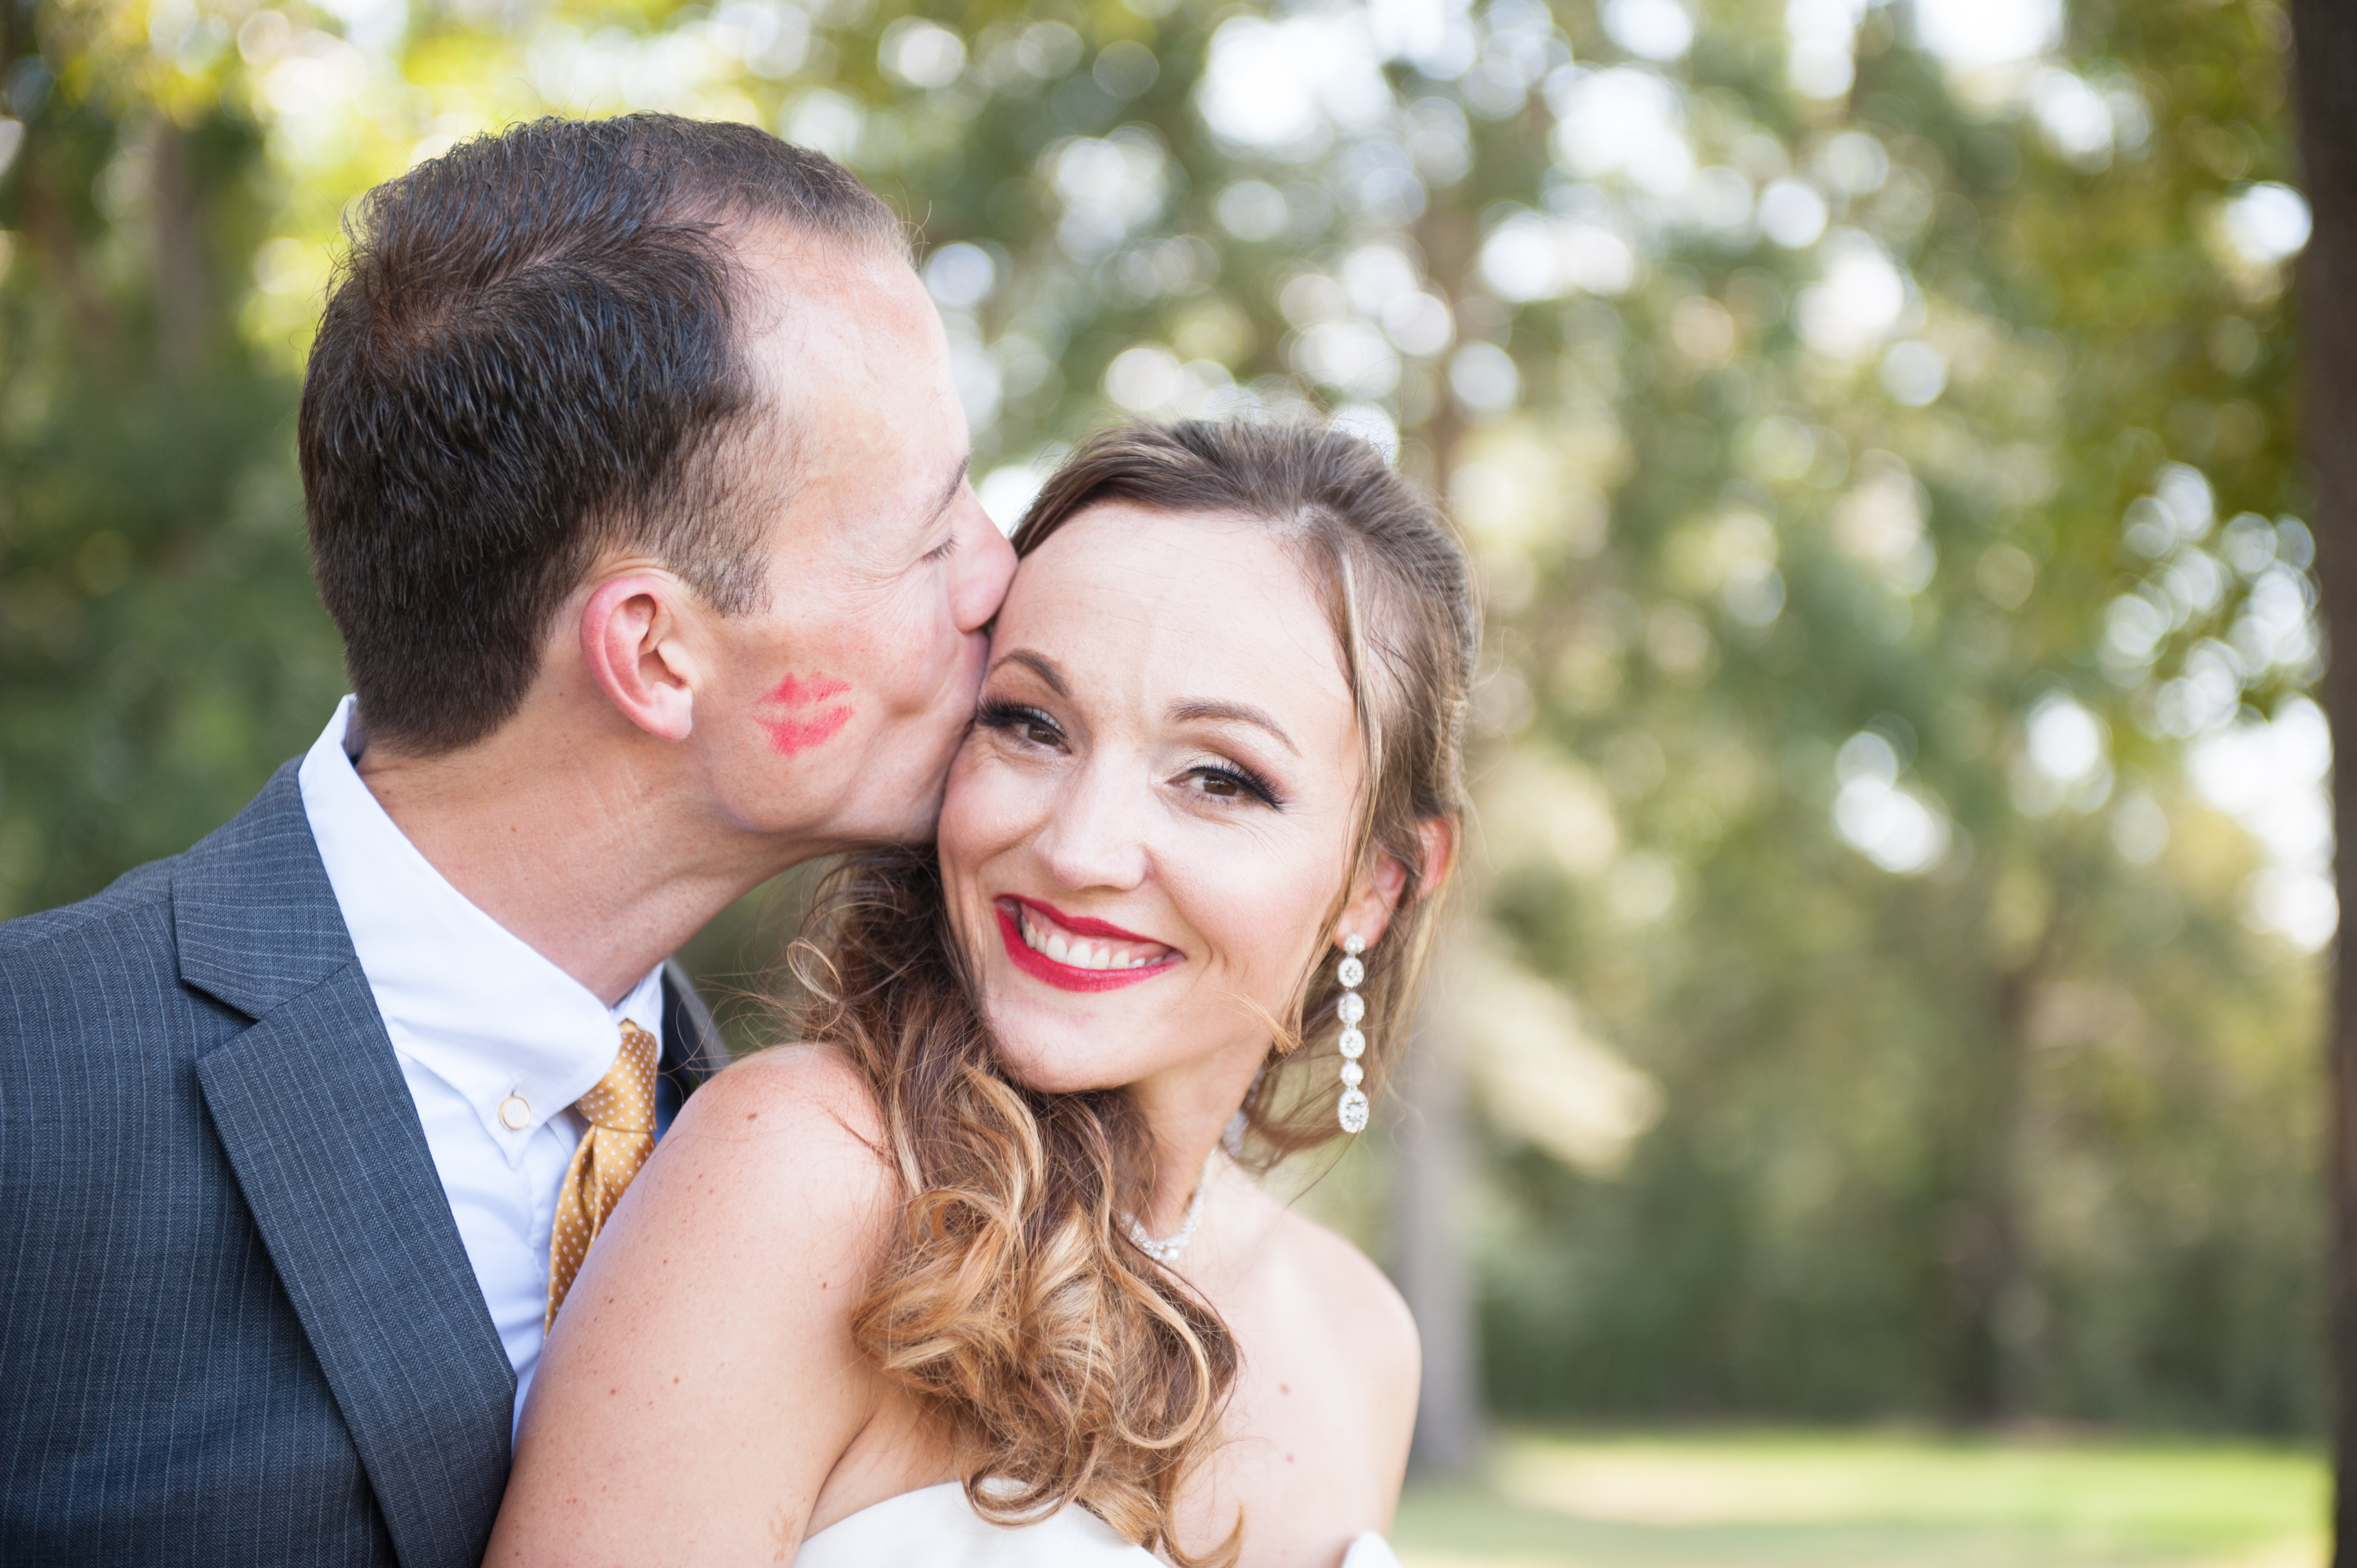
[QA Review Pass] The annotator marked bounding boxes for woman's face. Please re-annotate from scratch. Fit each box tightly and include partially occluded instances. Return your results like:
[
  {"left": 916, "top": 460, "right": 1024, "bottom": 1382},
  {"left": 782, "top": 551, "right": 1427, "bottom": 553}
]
[{"left": 938, "top": 501, "right": 1371, "bottom": 1105}]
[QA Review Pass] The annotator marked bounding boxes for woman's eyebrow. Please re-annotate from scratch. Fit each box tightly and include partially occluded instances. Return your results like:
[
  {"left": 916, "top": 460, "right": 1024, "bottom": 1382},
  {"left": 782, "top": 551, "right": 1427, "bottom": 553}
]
[
  {"left": 1169, "top": 700, "right": 1299, "bottom": 756},
  {"left": 987, "top": 648, "right": 1069, "bottom": 695}
]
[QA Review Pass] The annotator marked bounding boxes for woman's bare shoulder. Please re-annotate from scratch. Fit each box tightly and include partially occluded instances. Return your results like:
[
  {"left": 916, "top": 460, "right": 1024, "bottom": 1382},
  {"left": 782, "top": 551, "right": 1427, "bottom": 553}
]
[
  {"left": 654, "top": 1043, "right": 897, "bottom": 1252},
  {"left": 697, "top": 1041, "right": 886, "bottom": 1131},
  {"left": 678, "top": 1043, "right": 887, "bottom": 1158},
  {"left": 1260, "top": 1193, "right": 1422, "bottom": 1395},
  {"left": 492, "top": 1046, "right": 900, "bottom": 1563}
]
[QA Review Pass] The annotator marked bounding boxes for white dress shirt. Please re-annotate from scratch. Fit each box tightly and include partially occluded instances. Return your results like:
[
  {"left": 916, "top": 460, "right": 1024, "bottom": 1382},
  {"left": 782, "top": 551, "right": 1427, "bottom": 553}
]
[{"left": 298, "top": 697, "right": 666, "bottom": 1435}]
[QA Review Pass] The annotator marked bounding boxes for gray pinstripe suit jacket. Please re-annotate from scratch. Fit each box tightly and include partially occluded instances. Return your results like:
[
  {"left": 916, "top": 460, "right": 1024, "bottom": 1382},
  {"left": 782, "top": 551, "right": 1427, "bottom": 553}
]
[{"left": 0, "top": 760, "right": 725, "bottom": 1566}]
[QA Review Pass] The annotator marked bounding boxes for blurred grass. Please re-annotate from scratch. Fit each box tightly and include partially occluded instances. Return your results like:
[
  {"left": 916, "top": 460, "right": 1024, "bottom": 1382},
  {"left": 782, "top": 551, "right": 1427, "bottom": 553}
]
[{"left": 1392, "top": 1428, "right": 2325, "bottom": 1568}]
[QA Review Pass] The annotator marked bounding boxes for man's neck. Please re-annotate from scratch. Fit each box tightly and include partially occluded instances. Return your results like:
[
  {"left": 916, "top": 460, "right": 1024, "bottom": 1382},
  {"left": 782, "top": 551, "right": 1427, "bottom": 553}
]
[{"left": 355, "top": 716, "right": 805, "bottom": 1007}]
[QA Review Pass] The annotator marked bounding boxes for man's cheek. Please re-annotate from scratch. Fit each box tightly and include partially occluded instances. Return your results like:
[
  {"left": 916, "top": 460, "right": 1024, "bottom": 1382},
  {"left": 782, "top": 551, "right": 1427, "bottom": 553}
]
[
  {"left": 752, "top": 672, "right": 855, "bottom": 757},
  {"left": 861, "top": 592, "right": 964, "bottom": 716}
]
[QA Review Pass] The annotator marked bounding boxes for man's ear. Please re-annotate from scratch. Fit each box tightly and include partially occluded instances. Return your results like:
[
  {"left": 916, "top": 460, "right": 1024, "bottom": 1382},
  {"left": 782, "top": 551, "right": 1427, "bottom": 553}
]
[
  {"left": 1335, "top": 816, "right": 1457, "bottom": 951},
  {"left": 579, "top": 572, "right": 701, "bottom": 742}
]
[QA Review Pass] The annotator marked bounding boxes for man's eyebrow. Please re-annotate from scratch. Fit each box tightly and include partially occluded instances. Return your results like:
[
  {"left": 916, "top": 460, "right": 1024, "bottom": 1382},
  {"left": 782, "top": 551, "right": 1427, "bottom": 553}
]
[
  {"left": 987, "top": 648, "right": 1068, "bottom": 695},
  {"left": 1169, "top": 700, "right": 1299, "bottom": 757}
]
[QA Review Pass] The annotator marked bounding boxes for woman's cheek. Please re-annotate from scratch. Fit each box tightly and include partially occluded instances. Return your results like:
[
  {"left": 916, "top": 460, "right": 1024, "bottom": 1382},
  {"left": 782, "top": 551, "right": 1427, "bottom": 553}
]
[
  {"left": 1191, "top": 836, "right": 1335, "bottom": 1000},
  {"left": 940, "top": 745, "right": 1039, "bottom": 868}
]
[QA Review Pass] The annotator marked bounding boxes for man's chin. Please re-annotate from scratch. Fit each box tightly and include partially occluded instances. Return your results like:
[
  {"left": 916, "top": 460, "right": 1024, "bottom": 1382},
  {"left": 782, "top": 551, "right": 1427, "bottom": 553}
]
[{"left": 828, "top": 771, "right": 951, "bottom": 849}]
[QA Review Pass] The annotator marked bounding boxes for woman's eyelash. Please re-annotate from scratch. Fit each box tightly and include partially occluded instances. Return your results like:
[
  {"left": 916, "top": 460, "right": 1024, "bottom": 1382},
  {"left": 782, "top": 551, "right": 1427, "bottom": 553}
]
[
  {"left": 1193, "top": 761, "right": 1285, "bottom": 809},
  {"left": 976, "top": 699, "right": 1062, "bottom": 744}
]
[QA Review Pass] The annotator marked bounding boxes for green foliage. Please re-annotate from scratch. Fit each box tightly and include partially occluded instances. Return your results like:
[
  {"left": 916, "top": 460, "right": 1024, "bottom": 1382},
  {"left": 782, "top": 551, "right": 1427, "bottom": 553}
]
[
  {"left": 0, "top": 0, "right": 2322, "bottom": 1432},
  {"left": 1443, "top": 0, "right": 2322, "bottom": 1432},
  {"left": 1, "top": 18, "right": 342, "bottom": 917}
]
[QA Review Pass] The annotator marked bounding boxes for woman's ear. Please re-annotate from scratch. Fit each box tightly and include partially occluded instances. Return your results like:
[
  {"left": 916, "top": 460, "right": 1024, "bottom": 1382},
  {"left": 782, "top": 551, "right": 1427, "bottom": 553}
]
[
  {"left": 1335, "top": 816, "right": 1457, "bottom": 951},
  {"left": 1414, "top": 814, "right": 1456, "bottom": 897},
  {"left": 580, "top": 572, "right": 702, "bottom": 742}
]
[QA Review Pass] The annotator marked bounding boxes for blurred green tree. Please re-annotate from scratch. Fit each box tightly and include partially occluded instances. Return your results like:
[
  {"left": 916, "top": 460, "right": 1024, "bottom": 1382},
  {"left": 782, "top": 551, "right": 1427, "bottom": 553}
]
[
  {"left": 0, "top": 0, "right": 2322, "bottom": 1438},
  {"left": 1413, "top": 0, "right": 2323, "bottom": 1432},
  {"left": 1, "top": 0, "right": 343, "bottom": 919}
]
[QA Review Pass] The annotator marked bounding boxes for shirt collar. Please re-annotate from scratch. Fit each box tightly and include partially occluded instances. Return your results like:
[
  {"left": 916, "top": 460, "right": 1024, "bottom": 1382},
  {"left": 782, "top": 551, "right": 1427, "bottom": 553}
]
[{"left": 298, "top": 697, "right": 666, "bottom": 1168}]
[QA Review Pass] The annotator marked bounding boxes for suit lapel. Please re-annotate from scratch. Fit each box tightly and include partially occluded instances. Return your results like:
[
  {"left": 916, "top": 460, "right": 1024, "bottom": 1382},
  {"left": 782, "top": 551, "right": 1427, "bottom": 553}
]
[{"left": 177, "top": 765, "right": 515, "bottom": 1568}]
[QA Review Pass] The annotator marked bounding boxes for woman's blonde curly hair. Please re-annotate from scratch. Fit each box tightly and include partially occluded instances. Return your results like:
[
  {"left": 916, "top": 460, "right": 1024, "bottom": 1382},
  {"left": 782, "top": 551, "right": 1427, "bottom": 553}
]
[{"left": 786, "top": 421, "right": 1476, "bottom": 1561}]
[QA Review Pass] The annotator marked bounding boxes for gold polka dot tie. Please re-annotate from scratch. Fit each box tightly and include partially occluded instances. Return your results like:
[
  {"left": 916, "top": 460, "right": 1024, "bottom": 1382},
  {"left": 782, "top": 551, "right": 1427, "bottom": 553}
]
[{"left": 544, "top": 1018, "right": 660, "bottom": 1332}]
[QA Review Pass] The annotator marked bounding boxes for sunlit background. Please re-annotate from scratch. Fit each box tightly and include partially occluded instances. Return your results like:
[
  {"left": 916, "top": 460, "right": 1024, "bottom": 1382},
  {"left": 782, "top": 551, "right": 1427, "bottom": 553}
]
[{"left": 0, "top": 0, "right": 2329, "bottom": 1560}]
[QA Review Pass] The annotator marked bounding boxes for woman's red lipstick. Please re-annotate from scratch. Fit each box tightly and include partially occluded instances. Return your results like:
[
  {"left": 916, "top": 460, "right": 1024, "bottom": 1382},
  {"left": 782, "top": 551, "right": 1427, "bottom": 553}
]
[{"left": 995, "top": 896, "right": 1180, "bottom": 993}]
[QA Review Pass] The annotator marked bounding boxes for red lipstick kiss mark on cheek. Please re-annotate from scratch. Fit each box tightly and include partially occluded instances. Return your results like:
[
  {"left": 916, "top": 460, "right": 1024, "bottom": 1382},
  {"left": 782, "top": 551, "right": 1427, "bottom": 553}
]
[{"left": 754, "top": 674, "right": 853, "bottom": 757}]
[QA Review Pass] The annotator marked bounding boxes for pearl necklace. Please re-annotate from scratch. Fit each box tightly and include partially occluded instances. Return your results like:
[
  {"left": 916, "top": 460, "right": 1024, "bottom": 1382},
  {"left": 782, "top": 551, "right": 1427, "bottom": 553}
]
[{"left": 1126, "top": 1151, "right": 1219, "bottom": 1265}]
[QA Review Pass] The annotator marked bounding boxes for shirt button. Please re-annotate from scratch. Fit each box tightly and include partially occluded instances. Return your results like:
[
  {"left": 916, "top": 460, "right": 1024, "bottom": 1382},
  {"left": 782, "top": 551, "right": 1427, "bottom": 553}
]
[{"left": 499, "top": 1094, "right": 531, "bottom": 1131}]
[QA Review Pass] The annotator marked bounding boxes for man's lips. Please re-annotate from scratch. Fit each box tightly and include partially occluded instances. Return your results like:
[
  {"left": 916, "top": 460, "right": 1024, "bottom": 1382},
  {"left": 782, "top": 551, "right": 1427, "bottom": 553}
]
[{"left": 994, "top": 896, "right": 1182, "bottom": 993}]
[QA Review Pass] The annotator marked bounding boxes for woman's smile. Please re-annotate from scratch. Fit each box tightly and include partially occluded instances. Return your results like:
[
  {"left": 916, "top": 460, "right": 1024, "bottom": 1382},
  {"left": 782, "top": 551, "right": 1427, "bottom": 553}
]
[{"left": 994, "top": 895, "right": 1183, "bottom": 991}]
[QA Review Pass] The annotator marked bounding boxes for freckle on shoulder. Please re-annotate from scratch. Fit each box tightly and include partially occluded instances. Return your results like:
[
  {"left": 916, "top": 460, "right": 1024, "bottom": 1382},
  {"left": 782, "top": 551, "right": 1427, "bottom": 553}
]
[
  {"left": 689, "top": 1045, "right": 882, "bottom": 1139},
  {"left": 661, "top": 1052, "right": 898, "bottom": 1281},
  {"left": 671, "top": 1045, "right": 892, "bottom": 1201}
]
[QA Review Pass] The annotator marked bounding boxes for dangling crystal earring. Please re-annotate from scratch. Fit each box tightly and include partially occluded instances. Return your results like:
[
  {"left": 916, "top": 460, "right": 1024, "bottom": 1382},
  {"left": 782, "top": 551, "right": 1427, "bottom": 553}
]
[{"left": 1336, "top": 934, "right": 1369, "bottom": 1133}]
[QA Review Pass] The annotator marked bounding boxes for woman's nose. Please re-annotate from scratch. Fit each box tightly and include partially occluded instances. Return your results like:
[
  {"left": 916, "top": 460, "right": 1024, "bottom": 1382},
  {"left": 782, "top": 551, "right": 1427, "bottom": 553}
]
[{"left": 1033, "top": 764, "right": 1151, "bottom": 893}]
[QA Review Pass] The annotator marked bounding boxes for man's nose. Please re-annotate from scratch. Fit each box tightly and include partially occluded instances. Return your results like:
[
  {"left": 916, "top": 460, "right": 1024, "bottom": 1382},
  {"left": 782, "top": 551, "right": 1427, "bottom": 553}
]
[{"left": 954, "top": 494, "right": 1018, "bottom": 635}]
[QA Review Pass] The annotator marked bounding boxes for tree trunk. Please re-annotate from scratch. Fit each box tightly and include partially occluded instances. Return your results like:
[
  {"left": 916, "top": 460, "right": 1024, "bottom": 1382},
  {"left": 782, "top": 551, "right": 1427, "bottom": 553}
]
[
  {"left": 2287, "top": 4, "right": 2357, "bottom": 1561},
  {"left": 1388, "top": 994, "right": 1487, "bottom": 1477},
  {"left": 150, "top": 123, "right": 214, "bottom": 378},
  {"left": 1944, "top": 957, "right": 2044, "bottom": 1422}
]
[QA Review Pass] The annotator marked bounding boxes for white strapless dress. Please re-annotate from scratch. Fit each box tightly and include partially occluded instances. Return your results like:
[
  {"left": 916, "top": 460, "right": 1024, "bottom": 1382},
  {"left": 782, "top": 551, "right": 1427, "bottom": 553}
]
[{"left": 793, "top": 1482, "right": 1403, "bottom": 1567}]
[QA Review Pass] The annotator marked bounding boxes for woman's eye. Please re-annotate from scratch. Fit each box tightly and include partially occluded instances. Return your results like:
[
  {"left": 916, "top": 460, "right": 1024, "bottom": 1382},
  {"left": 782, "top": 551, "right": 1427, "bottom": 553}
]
[
  {"left": 976, "top": 700, "right": 1065, "bottom": 749},
  {"left": 1183, "top": 764, "right": 1281, "bottom": 808}
]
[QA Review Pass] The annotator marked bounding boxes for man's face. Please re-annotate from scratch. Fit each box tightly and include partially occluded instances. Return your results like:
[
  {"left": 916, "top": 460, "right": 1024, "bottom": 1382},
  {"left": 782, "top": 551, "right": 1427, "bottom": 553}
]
[{"left": 694, "top": 231, "right": 1015, "bottom": 847}]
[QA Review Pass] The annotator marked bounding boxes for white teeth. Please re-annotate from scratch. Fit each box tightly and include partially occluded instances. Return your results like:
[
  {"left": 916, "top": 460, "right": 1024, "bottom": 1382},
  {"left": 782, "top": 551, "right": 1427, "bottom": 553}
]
[{"left": 1012, "top": 905, "right": 1172, "bottom": 972}]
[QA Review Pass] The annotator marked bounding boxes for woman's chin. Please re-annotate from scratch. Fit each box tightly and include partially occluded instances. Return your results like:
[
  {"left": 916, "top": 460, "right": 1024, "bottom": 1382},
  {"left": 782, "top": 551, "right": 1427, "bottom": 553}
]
[
  {"left": 986, "top": 1019, "right": 1150, "bottom": 1096},
  {"left": 991, "top": 1048, "right": 1125, "bottom": 1097}
]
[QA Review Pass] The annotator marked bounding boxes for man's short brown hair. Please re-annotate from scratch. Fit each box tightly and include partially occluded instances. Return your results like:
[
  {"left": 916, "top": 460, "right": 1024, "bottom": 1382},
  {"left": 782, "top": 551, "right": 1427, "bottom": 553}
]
[{"left": 299, "top": 114, "right": 903, "bottom": 754}]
